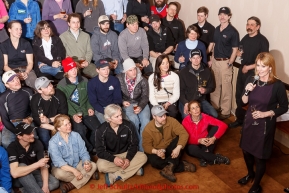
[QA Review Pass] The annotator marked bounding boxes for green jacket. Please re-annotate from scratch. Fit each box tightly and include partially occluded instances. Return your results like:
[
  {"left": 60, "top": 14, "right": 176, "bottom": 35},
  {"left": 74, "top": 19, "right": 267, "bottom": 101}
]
[{"left": 57, "top": 75, "right": 93, "bottom": 117}]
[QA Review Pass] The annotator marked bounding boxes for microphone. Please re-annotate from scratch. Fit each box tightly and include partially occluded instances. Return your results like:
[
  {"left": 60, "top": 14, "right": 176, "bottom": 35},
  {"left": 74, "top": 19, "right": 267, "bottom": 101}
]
[{"left": 245, "top": 75, "right": 259, "bottom": 96}]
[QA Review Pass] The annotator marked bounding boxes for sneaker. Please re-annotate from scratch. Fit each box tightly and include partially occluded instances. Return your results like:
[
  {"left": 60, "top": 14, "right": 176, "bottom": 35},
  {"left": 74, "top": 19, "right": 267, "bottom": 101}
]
[
  {"left": 60, "top": 182, "right": 76, "bottom": 193},
  {"left": 199, "top": 159, "right": 207, "bottom": 167},
  {"left": 136, "top": 168, "right": 144, "bottom": 176},
  {"left": 182, "top": 160, "right": 196, "bottom": 172},
  {"left": 214, "top": 154, "right": 230, "bottom": 165},
  {"left": 160, "top": 163, "right": 176, "bottom": 182},
  {"left": 105, "top": 173, "right": 120, "bottom": 187}
]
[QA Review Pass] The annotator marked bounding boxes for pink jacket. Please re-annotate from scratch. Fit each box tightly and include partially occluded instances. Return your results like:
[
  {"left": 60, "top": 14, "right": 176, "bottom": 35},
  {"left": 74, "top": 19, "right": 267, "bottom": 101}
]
[{"left": 182, "top": 113, "right": 228, "bottom": 145}]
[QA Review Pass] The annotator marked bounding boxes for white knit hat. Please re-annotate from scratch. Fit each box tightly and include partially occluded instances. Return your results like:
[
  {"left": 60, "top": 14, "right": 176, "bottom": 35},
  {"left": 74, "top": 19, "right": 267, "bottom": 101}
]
[{"left": 123, "top": 58, "right": 136, "bottom": 72}]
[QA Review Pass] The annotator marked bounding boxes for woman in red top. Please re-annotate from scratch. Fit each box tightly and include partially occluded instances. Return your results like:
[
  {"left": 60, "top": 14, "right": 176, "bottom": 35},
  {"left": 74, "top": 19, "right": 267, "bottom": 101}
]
[{"left": 182, "top": 100, "right": 229, "bottom": 167}]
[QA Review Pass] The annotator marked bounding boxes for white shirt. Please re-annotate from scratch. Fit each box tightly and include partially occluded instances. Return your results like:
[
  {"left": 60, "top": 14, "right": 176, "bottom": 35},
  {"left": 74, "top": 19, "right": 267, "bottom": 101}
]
[{"left": 42, "top": 37, "right": 53, "bottom": 60}]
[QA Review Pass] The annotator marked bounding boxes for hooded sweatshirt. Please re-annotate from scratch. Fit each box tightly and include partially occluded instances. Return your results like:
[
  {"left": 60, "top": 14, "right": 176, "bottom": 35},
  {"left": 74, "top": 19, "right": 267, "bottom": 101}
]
[{"left": 90, "top": 26, "right": 122, "bottom": 64}]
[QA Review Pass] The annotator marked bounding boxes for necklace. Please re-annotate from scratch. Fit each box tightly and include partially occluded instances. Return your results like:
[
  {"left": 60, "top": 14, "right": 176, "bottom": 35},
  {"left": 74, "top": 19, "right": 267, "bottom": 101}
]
[
  {"left": 192, "top": 115, "right": 200, "bottom": 123},
  {"left": 257, "top": 80, "right": 267, "bottom": 87}
]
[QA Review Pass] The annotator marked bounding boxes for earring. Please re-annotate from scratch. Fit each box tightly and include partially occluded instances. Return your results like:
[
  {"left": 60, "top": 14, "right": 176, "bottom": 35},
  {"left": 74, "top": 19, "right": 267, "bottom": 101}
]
[{"left": 270, "top": 69, "right": 272, "bottom": 73}]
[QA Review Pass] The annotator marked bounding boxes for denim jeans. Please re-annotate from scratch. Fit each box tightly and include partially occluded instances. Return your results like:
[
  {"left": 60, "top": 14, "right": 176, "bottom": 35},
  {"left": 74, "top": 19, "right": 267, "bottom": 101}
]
[
  {"left": 2, "top": 122, "right": 38, "bottom": 149},
  {"left": 94, "top": 110, "right": 106, "bottom": 124},
  {"left": 123, "top": 104, "right": 150, "bottom": 152},
  {"left": 0, "top": 77, "right": 5, "bottom": 93},
  {"left": 110, "top": 21, "right": 124, "bottom": 34},
  {"left": 14, "top": 164, "right": 59, "bottom": 193},
  {"left": 0, "top": 187, "right": 8, "bottom": 193},
  {"left": 114, "top": 62, "right": 124, "bottom": 74},
  {"left": 71, "top": 115, "right": 100, "bottom": 152},
  {"left": 36, "top": 127, "right": 50, "bottom": 150},
  {"left": 39, "top": 64, "right": 63, "bottom": 76},
  {"left": 179, "top": 100, "right": 218, "bottom": 119}
]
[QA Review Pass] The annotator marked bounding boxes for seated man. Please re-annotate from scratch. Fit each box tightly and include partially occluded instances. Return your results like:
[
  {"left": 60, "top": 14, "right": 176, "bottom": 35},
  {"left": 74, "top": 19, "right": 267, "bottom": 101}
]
[
  {"left": 179, "top": 49, "right": 218, "bottom": 119},
  {"left": 88, "top": 59, "right": 122, "bottom": 123},
  {"left": 118, "top": 15, "right": 152, "bottom": 75},
  {"left": 95, "top": 104, "right": 147, "bottom": 187},
  {"left": 0, "top": 146, "right": 11, "bottom": 193},
  {"left": 60, "top": 13, "right": 97, "bottom": 78},
  {"left": 31, "top": 76, "right": 68, "bottom": 150},
  {"left": 147, "top": 14, "right": 174, "bottom": 70},
  {"left": 7, "top": 122, "right": 59, "bottom": 193},
  {"left": 116, "top": 58, "right": 150, "bottom": 152},
  {"left": 0, "top": 70, "right": 34, "bottom": 148},
  {"left": 142, "top": 105, "right": 195, "bottom": 182},
  {"left": 161, "top": 2, "right": 185, "bottom": 48},
  {"left": 91, "top": 15, "right": 123, "bottom": 74}
]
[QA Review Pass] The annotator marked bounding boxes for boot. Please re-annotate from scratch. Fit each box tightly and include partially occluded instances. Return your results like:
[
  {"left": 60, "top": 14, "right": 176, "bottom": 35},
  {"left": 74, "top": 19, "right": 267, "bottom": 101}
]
[
  {"left": 160, "top": 162, "right": 176, "bottom": 182},
  {"left": 60, "top": 182, "right": 76, "bottom": 193},
  {"left": 92, "top": 170, "right": 99, "bottom": 180},
  {"left": 213, "top": 154, "right": 230, "bottom": 165},
  {"left": 182, "top": 160, "right": 196, "bottom": 172}
]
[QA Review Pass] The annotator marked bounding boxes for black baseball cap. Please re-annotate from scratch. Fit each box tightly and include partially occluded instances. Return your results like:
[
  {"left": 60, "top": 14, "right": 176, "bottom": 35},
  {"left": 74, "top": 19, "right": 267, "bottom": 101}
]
[{"left": 15, "top": 122, "right": 36, "bottom": 135}]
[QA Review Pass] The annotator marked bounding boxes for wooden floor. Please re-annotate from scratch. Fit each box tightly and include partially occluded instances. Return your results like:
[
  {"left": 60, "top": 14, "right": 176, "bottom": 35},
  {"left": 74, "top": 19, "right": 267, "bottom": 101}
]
[{"left": 51, "top": 116, "right": 289, "bottom": 193}]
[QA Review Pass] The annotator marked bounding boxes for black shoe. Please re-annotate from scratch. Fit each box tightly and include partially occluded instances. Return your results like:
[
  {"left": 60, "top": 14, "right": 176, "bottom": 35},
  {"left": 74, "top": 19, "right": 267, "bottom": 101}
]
[
  {"left": 199, "top": 159, "right": 207, "bottom": 167},
  {"left": 284, "top": 187, "right": 289, "bottom": 193},
  {"left": 214, "top": 154, "right": 230, "bottom": 165},
  {"left": 238, "top": 174, "right": 255, "bottom": 185},
  {"left": 218, "top": 114, "right": 230, "bottom": 120},
  {"left": 249, "top": 185, "right": 262, "bottom": 193},
  {"left": 228, "top": 120, "right": 243, "bottom": 128}
]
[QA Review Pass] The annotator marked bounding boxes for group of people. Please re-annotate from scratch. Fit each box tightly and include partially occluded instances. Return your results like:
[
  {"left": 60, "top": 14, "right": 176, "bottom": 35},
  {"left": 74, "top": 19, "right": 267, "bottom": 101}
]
[{"left": 0, "top": 0, "right": 288, "bottom": 193}]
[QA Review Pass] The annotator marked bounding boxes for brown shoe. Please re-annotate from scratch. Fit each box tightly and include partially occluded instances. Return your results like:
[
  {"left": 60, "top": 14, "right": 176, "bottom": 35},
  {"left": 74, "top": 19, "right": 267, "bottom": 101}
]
[
  {"left": 60, "top": 182, "right": 76, "bottom": 193},
  {"left": 160, "top": 162, "right": 176, "bottom": 182},
  {"left": 218, "top": 114, "right": 230, "bottom": 120},
  {"left": 92, "top": 170, "right": 99, "bottom": 180},
  {"left": 183, "top": 160, "right": 196, "bottom": 172}
]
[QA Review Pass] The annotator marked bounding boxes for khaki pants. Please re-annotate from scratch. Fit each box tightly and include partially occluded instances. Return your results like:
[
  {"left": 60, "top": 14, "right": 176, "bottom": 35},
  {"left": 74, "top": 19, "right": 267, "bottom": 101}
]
[
  {"left": 97, "top": 151, "right": 147, "bottom": 181},
  {"left": 51, "top": 161, "right": 97, "bottom": 189},
  {"left": 82, "top": 63, "right": 98, "bottom": 78},
  {"left": 210, "top": 59, "right": 233, "bottom": 115}
]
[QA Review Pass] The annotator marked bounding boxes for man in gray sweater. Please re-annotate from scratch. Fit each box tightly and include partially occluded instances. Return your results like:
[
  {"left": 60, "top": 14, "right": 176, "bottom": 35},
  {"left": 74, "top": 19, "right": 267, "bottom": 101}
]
[
  {"left": 90, "top": 15, "right": 123, "bottom": 74},
  {"left": 118, "top": 15, "right": 152, "bottom": 75}
]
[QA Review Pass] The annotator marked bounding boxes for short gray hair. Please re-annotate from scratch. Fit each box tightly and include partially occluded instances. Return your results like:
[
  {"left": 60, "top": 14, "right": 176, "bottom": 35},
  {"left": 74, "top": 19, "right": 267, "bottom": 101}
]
[{"left": 104, "top": 104, "right": 122, "bottom": 122}]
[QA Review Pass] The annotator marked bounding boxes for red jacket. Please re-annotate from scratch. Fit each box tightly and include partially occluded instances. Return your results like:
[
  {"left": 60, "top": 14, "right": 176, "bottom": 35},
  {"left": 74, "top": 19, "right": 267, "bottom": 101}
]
[
  {"left": 150, "top": 4, "right": 178, "bottom": 19},
  {"left": 182, "top": 113, "right": 228, "bottom": 145}
]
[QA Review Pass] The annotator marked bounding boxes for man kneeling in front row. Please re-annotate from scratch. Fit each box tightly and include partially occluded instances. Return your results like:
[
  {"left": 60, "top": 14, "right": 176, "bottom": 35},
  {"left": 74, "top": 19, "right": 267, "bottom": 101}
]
[
  {"left": 95, "top": 104, "right": 147, "bottom": 187},
  {"left": 142, "top": 105, "right": 196, "bottom": 182}
]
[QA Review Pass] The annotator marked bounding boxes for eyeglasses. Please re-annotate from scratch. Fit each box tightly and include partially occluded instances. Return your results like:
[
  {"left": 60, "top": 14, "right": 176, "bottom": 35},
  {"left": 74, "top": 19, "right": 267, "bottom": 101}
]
[{"left": 41, "top": 26, "right": 50, "bottom": 30}]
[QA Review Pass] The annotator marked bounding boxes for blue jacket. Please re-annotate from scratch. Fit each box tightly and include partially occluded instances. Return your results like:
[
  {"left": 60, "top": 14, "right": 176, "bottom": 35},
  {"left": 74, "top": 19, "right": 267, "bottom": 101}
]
[
  {"left": 0, "top": 147, "right": 11, "bottom": 193},
  {"left": 8, "top": 0, "right": 41, "bottom": 39},
  {"left": 87, "top": 75, "right": 122, "bottom": 114},
  {"left": 48, "top": 131, "right": 91, "bottom": 168}
]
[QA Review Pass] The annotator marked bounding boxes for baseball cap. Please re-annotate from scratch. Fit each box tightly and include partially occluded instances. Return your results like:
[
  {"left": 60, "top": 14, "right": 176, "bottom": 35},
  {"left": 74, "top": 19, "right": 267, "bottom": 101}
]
[
  {"left": 35, "top": 76, "right": 53, "bottom": 90},
  {"left": 151, "top": 105, "right": 168, "bottom": 117},
  {"left": 190, "top": 49, "right": 202, "bottom": 58},
  {"left": 98, "top": 15, "right": 110, "bottom": 24},
  {"left": 15, "top": 122, "right": 36, "bottom": 135},
  {"left": 149, "top": 14, "right": 160, "bottom": 23},
  {"left": 123, "top": 58, "right": 136, "bottom": 72},
  {"left": 218, "top": 7, "right": 231, "bottom": 15},
  {"left": 2, "top": 70, "right": 17, "bottom": 84},
  {"left": 95, "top": 59, "right": 109, "bottom": 68},
  {"left": 62, "top": 57, "right": 77, "bottom": 73},
  {"left": 126, "top": 15, "right": 139, "bottom": 24}
]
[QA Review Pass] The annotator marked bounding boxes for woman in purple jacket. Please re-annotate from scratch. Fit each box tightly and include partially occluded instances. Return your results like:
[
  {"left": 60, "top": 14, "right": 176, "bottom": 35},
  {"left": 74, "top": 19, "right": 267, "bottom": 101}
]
[{"left": 42, "top": 0, "right": 73, "bottom": 35}]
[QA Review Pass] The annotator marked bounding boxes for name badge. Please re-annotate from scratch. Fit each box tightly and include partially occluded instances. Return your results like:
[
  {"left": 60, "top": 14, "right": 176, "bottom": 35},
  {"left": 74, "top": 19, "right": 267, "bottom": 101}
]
[
  {"left": 203, "top": 29, "right": 208, "bottom": 33},
  {"left": 18, "top": 9, "right": 26, "bottom": 14}
]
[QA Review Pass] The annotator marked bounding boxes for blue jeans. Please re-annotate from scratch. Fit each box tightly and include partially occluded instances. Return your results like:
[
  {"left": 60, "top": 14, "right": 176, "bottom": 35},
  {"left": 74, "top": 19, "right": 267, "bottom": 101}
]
[
  {"left": 2, "top": 122, "right": 38, "bottom": 148},
  {"left": 123, "top": 104, "right": 150, "bottom": 152},
  {"left": 179, "top": 100, "right": 218, "bottom": 119},
  {"left": 39, "top": 63, "right": 63, "bottom": 76},
  {"left": 14, "top": 164, "right": 59, "bottom": 193},
  {"left": 0, "top": 187, "right": 8, "bottom": 193},
  {"left": 0, "top": 77, "right": 5, "bottom": 93},
  {"left": 110, "top": 21, "right": 124, "bottom": 34},
  {"left": 94, "top": 110, "right": 106, "bottom": 124},
  {"left": 114, "top": 62, "right": 124, "bottom": 74},
  {"left": 36, "top": 127, "right": 50, "bottom": 150}
]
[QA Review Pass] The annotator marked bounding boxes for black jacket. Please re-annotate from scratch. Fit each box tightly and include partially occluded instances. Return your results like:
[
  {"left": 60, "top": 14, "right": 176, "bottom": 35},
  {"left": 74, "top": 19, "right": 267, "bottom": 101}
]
[
  {"left": 32, "top": 35, "right": 66, "bottom": 67},
  {"left": 95, "top": 120, "right": 139, "bottom": 162},
  {"left": 179, "top": 63, "right": 215, "bottom": 105}
]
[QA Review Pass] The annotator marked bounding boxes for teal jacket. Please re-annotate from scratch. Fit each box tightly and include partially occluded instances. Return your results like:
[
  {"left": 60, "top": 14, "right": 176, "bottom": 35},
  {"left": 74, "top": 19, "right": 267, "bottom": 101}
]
[{"left": 57, "top": 75, "right": 93, "bottom": 117}]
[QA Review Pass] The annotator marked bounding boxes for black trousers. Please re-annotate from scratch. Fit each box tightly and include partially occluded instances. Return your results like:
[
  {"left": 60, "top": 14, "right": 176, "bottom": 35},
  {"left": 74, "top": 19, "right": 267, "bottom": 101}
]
[
  {"left": 146, "top": 136, "right": 185, "bottom": 173},
  {"left": 71, "top": 115, "right": 101, "bottom": 152},
  {"left": 186, "top": 126, "right": 218, "bottom": 163},
  {"left": 235, "top": 68, "right": 255, "bottom": 122}
]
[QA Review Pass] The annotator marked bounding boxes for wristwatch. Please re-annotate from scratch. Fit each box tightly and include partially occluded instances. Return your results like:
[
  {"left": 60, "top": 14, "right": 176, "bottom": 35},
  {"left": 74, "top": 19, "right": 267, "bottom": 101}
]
[{"left": 227, "top": 63, "right": 233, "bottom": 67}]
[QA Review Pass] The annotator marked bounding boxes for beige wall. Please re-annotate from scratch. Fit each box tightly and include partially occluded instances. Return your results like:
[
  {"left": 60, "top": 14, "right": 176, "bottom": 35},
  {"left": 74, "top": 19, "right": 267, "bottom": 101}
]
[{"left": 171, "top": 0, "right": 289, "bottom": 84}]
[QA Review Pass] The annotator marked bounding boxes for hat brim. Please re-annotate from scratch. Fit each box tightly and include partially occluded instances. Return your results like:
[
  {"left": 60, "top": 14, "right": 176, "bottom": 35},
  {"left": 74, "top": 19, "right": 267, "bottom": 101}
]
[
  {"left": 154, "top": 110, "right": 168, "bottom": 117},
  {"left": 99, "top": 20, "right": 109, "bottom": 24},
  {"left": 17, "top": 126, "right": 36, "bottom": 135},
  {"left": 40, "top": 80, "right": 53, "bottom": 89},
  {"left": 5, "top": 74, "right": 17, "bottom": 84}
]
